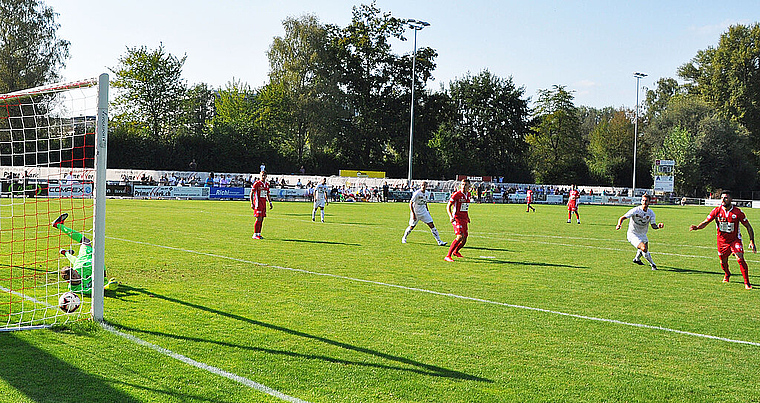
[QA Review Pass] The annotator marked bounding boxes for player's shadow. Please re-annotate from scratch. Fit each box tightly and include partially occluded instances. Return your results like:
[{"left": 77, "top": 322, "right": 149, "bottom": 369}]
[
  {"left": 471, "top": 258, "right": 588, "bottom": 269},
  {"left": 465, "top": 245, "right": 513, "bottom": 253},
  {"left": 0, "top": 263, "right": 49, "bottom": 274},
  {"left": 114, "top": 285, "right": 492, "bottom": 383},
  {"left": 280, "top": 238, "right": 361, "bottom": 246},
  {"left": 0, "top": 333, "right": 142, "bottom": 403}
]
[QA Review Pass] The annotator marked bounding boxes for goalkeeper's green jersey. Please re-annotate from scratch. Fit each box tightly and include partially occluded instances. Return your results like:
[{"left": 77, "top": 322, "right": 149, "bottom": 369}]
[{"left": 58, "top": 223, "right": 99, "bottom": 296}]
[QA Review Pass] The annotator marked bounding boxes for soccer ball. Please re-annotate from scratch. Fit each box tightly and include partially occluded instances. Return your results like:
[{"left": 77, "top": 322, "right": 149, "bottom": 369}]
[{"left": 58, "top": 292, "right": 81, "bottom": 313}]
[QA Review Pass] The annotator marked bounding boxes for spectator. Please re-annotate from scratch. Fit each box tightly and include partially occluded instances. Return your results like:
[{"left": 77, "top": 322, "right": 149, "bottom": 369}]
[
  {"left": 205, "top": 173, "right": 214, "bottom": 187},
  {"left": 260, "top": 162, "right": 266, "bottom": 173},
  {"left": 189, "top": 159, "right": 197, "bottom": 171},
  {"left": 299, "top": 165, "right": 306, "bottom": 175}
]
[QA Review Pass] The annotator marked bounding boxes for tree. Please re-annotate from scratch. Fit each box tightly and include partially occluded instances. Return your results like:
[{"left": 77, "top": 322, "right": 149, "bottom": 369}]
[
  {"left": 180, "top": 82, "right": 214, "bottom": 138},
  {"left": 643, "top": 77, "right": 684, "bottom": 124},
  {"left": 110, "top": 43, "right": 187, "bottom": 141},
  {"left": 526, "top": 85, "right": 587, "bottom": 183},
  {"left": 678, "top": 23, "right": 760, "bottom": 148},
  {"left": 653, "top": 127, "right": 701, "bottom": 196},
  {"left": 267, "top": 14, "right": 331, "bottom": 167},
  {"left": 322, "top": 3, "right": 435, "bottom": 173},
  {"left": 0, "top": 0, "right": 69, "bottom": 93},
  {"left": 430, "top": 70, "right": 530, "bottom": 179},
  {"left": 586, "top": 109, "right": 634, "bottom": 186}
]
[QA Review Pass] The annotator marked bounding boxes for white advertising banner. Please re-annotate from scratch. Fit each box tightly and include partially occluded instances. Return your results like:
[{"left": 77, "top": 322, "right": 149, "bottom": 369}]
[
  {"left": 47, "top": 183, "right": 94, "bottom": 198},
  {"left": 654, "top": 160, "right": 675, "bottom": 192},
  {"left": 133, "top": 185, "right": 209, "bottom": 199}
]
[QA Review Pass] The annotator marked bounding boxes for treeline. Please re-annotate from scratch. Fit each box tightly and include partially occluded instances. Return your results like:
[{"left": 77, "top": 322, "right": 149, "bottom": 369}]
[{"left": 3, "top": 2, "right": 760, "bottom": 195}]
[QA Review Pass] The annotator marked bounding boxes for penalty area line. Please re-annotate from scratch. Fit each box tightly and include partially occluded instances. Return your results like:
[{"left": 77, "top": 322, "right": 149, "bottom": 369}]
[
  {"left": 0, "top": 286, "right": 309, "bottom": 403},
  {"left": 109, "top": 236, "right": 760, "bottom": 348}
]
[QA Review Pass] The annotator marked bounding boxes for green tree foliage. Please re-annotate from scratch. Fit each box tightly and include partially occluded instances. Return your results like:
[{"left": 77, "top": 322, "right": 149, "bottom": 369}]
[
  {"left": 527, "top": 85, "right": 587, "bottom": 184},
  {"left": 267, "top": 14, "right": 331, "bottom": 167},
  {"left": 586, "top": 109, "right": 634, "bottom": 186},
  {"left": 654, "top": 127, "right": 700, "bottom": 196},
  {"left": 678, "top": 23, "right": 760, "bottom": 148},
  {"left": 430, "top": 70, "right": 530, "bottom": 179},
  {"left": 643, "top": 77, "right": 684, "bottom": 124},
  {"left": 0, "top": 0, "right": 69, "bottom": 93},
  {"left": 322, "top": 3, "right": 436, "bottom": 174},
  {"left": 180, "top": 83, "right": 214, "bottom": 138},
  {"left": 110, "top": 43, "right": 187, "bottom": 141}
]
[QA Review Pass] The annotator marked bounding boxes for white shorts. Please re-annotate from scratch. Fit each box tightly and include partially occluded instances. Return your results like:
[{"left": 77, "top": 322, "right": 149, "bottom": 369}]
[
  {"left": 313, "top": 200, "right": 326, "bottom": 209},
  {"left": 409, "top": 210, "right": 433, "bottom": 226},
  {"left": 627, "top": 232, "right": 648, "bottom": 248}
]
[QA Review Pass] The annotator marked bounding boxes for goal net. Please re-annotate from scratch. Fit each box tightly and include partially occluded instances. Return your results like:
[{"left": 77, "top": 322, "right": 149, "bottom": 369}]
[{"left": 0, "top": 75, "right": 108, "bottom": 331}]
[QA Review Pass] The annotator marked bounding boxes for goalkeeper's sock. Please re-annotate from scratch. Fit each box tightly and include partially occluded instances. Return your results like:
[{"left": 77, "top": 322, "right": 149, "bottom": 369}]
[{"left": 56, "top": 223, "right": 84, "bottom": 243}]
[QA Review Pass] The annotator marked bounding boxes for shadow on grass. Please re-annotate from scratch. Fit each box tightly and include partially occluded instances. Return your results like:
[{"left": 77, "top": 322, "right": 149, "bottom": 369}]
[
  {"left": 115, "top": 285, "right": 492, "bottom": 383},
  {"left": 280, "top": 239, "right": 361, "bottom": 246},
  {"left": 0, "top": 333, "right": 141, "bottom": 403},
  {"left": 468, "top": 257, "right": 588, "bottom": 269},
  {"left": 464, "top": 245, "right": 513, "bottom": 253}
]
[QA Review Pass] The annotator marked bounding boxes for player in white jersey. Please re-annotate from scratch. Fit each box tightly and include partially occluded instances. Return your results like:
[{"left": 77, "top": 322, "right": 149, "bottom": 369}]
[
  {"left": 615, "top": 193, "right": 664, "bottom": 270},
  {"left": 402, "top": 181, "right": 446, "bottom": 246},
  {"left": 312, "top": 178, "right": 329, "bottom": 222}
]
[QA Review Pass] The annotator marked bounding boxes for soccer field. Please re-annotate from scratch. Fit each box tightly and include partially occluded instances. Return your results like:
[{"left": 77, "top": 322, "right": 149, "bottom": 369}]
[{"left": 2, "top": 199, "right": 760, "bottom": 402}]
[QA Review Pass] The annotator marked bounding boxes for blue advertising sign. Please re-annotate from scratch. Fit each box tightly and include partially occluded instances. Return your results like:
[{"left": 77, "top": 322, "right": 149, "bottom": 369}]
[{"left": 209, "top": 187, "right": 246, "bottom": 199}]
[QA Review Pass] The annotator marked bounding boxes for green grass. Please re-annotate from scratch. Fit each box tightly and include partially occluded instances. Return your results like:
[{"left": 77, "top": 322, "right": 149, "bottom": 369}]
[{"left": 2, "top": 199, "right": 760, "bottom": 402}]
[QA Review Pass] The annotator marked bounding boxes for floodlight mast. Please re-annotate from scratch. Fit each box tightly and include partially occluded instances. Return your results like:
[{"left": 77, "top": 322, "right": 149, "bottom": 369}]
[
  {"left": 406, "top": 19, "right": 430, "bottom": 188},
  {"left": 632, "top": 72, "right": 647, "bottom": 197}
]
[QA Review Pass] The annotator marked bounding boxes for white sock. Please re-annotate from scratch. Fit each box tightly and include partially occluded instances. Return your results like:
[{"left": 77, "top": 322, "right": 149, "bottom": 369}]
[
  {"left": 312, "top": 209, "right": 316, "bottom": 220},
  {"left": 431, "top": 227, "right": 441, "bottom": 242},
  {"left": 321, "top": 209, "right": 324, "bottom": 220},
  {"left": 403, "top": 227, "right": 413, "bottom": 240},
  {"left": 644, "top": 252, "right": 655, "bottom": 266},
  {"left": 635, "top": 250, "right": 643, "bottom": 261}
]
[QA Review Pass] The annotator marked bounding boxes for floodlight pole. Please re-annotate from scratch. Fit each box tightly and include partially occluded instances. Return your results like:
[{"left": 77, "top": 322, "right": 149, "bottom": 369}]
[
  {"left": 407, "top": 19, "right": 429, "bottom": 188},
  {"left": 632, "top": 72, "right": 647, "bottom": 197}
]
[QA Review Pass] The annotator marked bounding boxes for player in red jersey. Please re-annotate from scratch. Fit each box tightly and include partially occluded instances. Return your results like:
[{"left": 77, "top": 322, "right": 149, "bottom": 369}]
[
  {"left": 525, "top": 188, "right": 536, "bottom": 212},
  {"left": 445, "top": 179, "right": 471, "bottom": 262},
  {"left": 690, "top": 190, "right": 756, "bottom": 289},
  {"left": 250, "top": 170, "right": 273, "bottom": 239},
  {"left": 567, "top": 185, "right": 580, "bottom": 224}
]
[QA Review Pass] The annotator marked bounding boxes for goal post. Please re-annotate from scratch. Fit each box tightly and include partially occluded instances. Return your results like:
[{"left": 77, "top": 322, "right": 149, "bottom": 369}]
[{"left": 0, "top": 74, "right": 109, "bottom": 331}]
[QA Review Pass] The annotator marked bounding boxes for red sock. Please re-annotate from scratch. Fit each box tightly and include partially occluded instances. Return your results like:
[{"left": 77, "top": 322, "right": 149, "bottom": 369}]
[
  {"left": 568, "top": 212, "right": 572, "bottom": 220},
  {"left": 447, "top": 239, "right": 460, "bottom": 257},
  {"left": 737, "top": 258, "right": 750, "bottom": 285},
  {"left": 254, "top": 219, "right": 263, "bottom": 234}
]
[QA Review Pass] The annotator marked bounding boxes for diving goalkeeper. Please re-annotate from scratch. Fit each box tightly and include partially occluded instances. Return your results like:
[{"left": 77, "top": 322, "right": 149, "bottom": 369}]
[{"left": 52, "top": 213, "right": 117, "bottom": 295}]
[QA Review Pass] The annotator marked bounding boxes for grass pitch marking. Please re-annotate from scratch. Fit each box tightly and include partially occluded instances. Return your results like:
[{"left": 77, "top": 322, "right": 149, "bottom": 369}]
[
  {"left": 109, "top": 236, "right": 760, "bottom": 348},
  {"left": 0, "top": 285, "right": 309, "bottom": 403}
]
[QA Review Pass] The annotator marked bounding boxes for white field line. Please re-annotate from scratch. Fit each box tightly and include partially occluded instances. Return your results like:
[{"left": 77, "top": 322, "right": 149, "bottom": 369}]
[
  {"left": 100, "top": 323, "right": 310, "bottom": 403},
  {"left": 108, "top": 236, "right": 760, "bottom": 348},
  {"left": 0, "top": 285, "right": 309, "bottom": 403}
]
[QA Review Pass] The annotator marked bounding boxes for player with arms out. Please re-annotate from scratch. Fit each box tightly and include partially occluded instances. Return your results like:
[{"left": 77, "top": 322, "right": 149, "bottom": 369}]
[
  {"left": 250, "top": 170, "right": 273, "bottom": 239},
  {"left": 526, "top": 188, "right": 536, "bottom": 212},
  {"left": 312, "top": 178, "right": 329, "bottom": 223},
  {"left": 616, "top": 193, "right": 664, "bottom": 270},
  {"left": 445, "top": 179, "right": 471, "bottom": 262},
  {"left": 690, "top": 190, "right": 756, "bottom": 289},
  {"left": 52, "top": 213, "right": 117, "bottom": 295},
  {"left": 402, "top": 181, "right": 446, "bottom": 246},
  {"left": 567, "top": 185, "right": 580, "bottom": 224}
]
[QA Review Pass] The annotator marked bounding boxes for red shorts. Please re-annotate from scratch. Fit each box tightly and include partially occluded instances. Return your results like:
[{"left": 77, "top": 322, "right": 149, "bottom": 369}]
[
  {"left": 567, "top": 202, "right": 577, "bottom": 212},
  {"left": 718, "top": 238, "right": 743, "bottom": 258},
  {"left": 452, "top": 219, "right": 468, "bottom": 237}
]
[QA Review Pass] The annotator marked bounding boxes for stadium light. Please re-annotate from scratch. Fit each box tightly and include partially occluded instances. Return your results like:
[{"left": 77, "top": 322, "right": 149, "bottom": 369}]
[
  {"left": 406, "top": 19, "right": 430, "bottom": 188},
  {"left": 632, "top": 72, "right": 647, "bottom": 197}
]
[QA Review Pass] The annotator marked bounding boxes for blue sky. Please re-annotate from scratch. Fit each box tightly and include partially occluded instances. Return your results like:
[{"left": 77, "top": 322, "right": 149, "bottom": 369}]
[{"left": 47, "top": 0, "right": 759, "bottom": 108}]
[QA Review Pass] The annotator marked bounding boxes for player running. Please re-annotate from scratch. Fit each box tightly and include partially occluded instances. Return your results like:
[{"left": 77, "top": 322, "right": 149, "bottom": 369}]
[
  {"left": 526, "top": 188, "right": 536, "bottom": 212},
  {"left": 402, "top": 181, "right": 446, "bottom": 246},
  {"left": 445, "top": 179, "right": 471, "bottom": 262},
  {"left": 567, "top": 185, "right": 580, "bottom": 224},
  {"left": 312, "top": 178, "right": 329, "bottom": 223},
  {"left": 616, "top": 194, "right": 664, "bottom": 270},
  {"left": 52, "top": 213, "right": 117, "bottom": 295},
  {"left": 250, "top": 170, "right": 273, "bottom": 239},
  {"left": 689, "top": 190, "right": 756, "bottom": 289}
]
